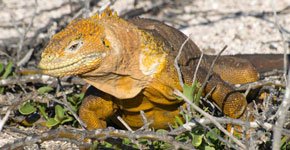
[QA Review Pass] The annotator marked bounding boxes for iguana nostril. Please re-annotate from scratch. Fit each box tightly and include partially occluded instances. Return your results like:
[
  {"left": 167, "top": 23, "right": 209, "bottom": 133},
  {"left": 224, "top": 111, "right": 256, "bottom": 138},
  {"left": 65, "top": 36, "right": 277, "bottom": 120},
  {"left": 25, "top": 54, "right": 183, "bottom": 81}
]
[
  {"left": 47, "top": 55, "right": 53, "bottom": 60},
  {"left": 43, "top": 54, "right": 55, "bottom": 61}
]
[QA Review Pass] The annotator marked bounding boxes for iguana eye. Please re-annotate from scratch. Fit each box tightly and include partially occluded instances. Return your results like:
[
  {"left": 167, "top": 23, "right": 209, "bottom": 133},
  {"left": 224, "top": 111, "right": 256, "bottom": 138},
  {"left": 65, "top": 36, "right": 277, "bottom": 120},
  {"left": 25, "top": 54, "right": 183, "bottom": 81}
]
[
  {"left": 65, "top": 39, "right": 83, "bottom": 52},
  {"left": 102, "top": 38, "right": 110, "bottom": 48}
]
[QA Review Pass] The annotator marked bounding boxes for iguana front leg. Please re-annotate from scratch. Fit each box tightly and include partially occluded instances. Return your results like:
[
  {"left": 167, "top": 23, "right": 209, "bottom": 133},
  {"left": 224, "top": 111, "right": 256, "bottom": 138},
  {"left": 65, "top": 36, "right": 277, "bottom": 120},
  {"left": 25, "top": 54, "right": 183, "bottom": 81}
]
[
  {"left": 79, "top": 89, "right": 117, "bottom": 129},
  {"left": 114, "top": 95, "right": 183, "bottom": 129},
  {"left": 120, "top": 104, "right": 184, "bottom": 129}
]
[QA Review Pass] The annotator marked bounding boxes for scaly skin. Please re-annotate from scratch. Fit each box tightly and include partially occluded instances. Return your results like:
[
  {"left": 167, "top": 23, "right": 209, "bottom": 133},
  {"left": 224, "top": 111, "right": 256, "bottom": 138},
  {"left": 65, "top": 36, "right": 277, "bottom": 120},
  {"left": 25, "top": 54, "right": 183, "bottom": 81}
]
[{"left": 39, "top": 9, "right": 275, "bottom": 130}]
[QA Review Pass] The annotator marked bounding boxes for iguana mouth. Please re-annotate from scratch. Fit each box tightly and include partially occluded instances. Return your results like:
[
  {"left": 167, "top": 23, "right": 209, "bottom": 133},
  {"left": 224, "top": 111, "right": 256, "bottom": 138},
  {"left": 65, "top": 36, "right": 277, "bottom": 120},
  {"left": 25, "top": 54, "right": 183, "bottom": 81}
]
[{"left": 39, "top": 52, "right": 105, "bottom": 76}]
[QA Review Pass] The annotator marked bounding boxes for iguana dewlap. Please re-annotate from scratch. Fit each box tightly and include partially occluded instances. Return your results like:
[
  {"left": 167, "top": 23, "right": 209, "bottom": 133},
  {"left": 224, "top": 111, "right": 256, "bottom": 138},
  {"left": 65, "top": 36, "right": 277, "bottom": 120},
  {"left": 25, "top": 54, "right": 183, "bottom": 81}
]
[{"left": 38, "top": 10, "right": 282, "bottom": 130}]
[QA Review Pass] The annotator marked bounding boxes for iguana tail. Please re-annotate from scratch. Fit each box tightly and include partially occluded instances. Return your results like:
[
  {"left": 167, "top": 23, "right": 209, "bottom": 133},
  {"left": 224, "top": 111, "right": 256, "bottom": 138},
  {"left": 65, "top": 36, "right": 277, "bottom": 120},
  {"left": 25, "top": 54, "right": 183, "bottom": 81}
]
[{"left": 233, "top": 54, "right": 288, "bottom": 73}]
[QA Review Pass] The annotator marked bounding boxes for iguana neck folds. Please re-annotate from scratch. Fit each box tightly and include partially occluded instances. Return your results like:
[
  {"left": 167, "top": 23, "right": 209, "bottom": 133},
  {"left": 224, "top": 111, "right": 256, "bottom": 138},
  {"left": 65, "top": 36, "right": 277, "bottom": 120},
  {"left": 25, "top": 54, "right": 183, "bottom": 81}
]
[{"left": 80, "top": 18, "right": 168, "bottom": 99}]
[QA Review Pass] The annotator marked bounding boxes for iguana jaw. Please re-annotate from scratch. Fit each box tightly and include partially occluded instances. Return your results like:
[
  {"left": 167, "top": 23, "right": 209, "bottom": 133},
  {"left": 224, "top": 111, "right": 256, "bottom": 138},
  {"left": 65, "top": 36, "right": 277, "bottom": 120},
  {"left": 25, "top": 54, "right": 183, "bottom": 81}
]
[{"left": 39, "top": 52, "right": 106, "bottom": 77}]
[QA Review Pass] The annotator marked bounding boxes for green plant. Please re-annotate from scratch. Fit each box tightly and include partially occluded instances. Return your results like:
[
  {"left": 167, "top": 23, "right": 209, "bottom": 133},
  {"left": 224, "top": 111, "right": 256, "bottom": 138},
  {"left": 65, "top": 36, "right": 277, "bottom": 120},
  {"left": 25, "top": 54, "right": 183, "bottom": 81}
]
[
  {"left": 173, "top": 81, "right": 224, "bottom": 149},
  {"left": 18, "top": 86, "right": 84, "bottom": 128},
  {"left": 0, "top": 61, "right": 14, "bottom": 94},
  {"left": 281, "top": 136, "right": 290, "bottom": 150}
]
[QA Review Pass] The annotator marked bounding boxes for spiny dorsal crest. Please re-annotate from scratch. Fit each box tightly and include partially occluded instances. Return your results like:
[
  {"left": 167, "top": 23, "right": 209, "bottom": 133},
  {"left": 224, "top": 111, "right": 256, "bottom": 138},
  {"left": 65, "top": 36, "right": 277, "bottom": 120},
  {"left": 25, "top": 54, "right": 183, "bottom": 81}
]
[{"left": 91, "top": 7, "right": 118, "bottom": 20}]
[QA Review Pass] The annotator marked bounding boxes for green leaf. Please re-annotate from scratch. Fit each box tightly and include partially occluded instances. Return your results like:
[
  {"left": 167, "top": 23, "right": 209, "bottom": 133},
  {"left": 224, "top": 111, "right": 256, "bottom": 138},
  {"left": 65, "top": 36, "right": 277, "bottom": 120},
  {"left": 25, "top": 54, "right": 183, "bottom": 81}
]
[
  {"left": 68, "top": 93, "right": 85, "bottom": 105},
  {"left": 280, "top": 136, "right": 290, "bottom": 150},
  {"left": 175, "top": 116, "right": 184, "bottom": 126},
  {"left": 37, "top": 86, "right": 54, "bottom": 94},
  {"left": 19, "top": 102, "right": 37, "bottom": 115},
  {"left": 103, "top": 141, "right": 113, "bottom": 148},
  {"left": 92, "top": 141, "right": 99, "bottom": 149},
  {"left": 191, "top": 133, "right": 203, "bottom": 147},
  {"left": 68, "top": 93, "right": 85, "bottom": 112},
  {"left": 69, "top": 105, "right": 78, "bottom": 112},
  {"left": 205, "top": 146, "right": 215, "bottom": 150},
  {"left": 0, "top": 87, "right": 4, "bottom": 94},
  {"left": 67, "top": 97, "right": 75, "bottom": 105},
  {"left": 55, "top": 105, "right": 65, "bottom": 121},
  {"left": 37, "top": 105, "right": 48, "bottom": 120},
  {"left": 206, "top": 128, "right": 220, "bottom": 141},
  {"left": 194, "top": 88, "right": 202, "bottom": 105},
  {"left": 192, "top": 82, "right": 202, "bottom": 105},
  {"left": 183, "top": 84, "right": 195, "bottom": 101},
  {"left": 1, "top": 61, "right": 13, "bottom": 79},
  {"left": 76, "top": 93, "right": 85, "bottom": 100},
  {"left": 175, "top": 133, "right": 189, "bottom": 142},
  {"left": 122, "top": 138, "right": 132, "bottom": 145},
  {"left": 156, "top": 129, "right": 169, "bottom": 134},
  {"left": 46, "top": 118, "right": 60, "bottom": 127},
  {"left": 61, "top": 116, "right": 73, "bottom": 124},
  {"left": 0, "top": 62, "right": 13, "bottom": 94},
  {"left": 0, "top": 63, "right": 4, "bottom": 75}
]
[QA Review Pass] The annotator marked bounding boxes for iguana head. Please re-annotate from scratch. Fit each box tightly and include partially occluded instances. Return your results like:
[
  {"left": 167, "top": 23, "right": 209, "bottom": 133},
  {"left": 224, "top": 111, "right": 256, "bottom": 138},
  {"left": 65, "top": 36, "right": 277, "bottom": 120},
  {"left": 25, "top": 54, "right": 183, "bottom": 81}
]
[{"left": 38, "top": 11, "right": 116, "bottom": 77}]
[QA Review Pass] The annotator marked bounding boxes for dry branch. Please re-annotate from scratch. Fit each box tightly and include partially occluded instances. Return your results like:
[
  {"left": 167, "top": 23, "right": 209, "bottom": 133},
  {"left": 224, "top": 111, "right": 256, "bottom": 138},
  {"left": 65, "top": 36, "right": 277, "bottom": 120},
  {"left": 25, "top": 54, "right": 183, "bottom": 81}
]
[
  {"left": 2, "top": 127, "right": 194, "bottom": 150},
  {"left": 174, "top": 34, "right": 192, "bottom": 87},
  {"left": 174, "top": 90, "right": 246, "bottom": 149},
  {"left": 273, "top": 72, "right": 290, "bottom": 150},
  {"left": 0, "top": 75, "right": 85, "bottom": 87},
  {"left": 170, "top": 117, "right": 290, "bottom": 137}
]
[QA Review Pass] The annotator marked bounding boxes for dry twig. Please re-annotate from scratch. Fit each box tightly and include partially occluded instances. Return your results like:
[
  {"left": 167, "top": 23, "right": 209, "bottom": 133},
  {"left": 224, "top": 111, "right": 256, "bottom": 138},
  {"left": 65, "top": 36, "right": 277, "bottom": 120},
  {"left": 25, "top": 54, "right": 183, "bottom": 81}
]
[
  {"left": 0, "top": 75, "right": 85, "bottom": 87},
  {"left": 2, "top": 127, "right": 194, "bottom": 150},
  {"left": 273, "top": 72, "right": 290, "bottom": 150},
  {"left": 171, "top": 117, "right": 290, "bottom": 136},
  {"left": 174, "top": 90, "right": 246, "bottom": 149},
  {"left": 0, "top": 109, "right": 11, "bottom": 132},
  {"left": 192, "top": 52, "right": 204, "bottom": 84},
  {"left": 235, "top": 78, "right": 284, "bottom": 91},
  {"left": 117, "top": 116, "right": 133, "bottom": 131},
  {"left": 10, "top": 0, "right": 38, "bottom": 63},
  {"left": 200, "top": 45, "right": 227, "bottom": 93},
  {"left": 271, "top": 1, "right": 290, "bottom": 149},
  {"left": 174, "top": 34, "right": 192, "bottom": 87},
  {"left": 271, "top": 0, "right": 289, "bottom": 84}
]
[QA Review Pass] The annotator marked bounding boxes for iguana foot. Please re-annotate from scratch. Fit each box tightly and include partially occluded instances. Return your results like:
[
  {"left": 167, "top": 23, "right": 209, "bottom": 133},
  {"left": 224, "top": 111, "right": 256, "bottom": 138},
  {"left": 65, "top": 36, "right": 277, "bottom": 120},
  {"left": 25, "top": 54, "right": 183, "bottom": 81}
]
[
  {"left": 121, "top": 104, "right": 183, "bottom": 129},
  {"left": 227, "top": 104, "right": 255, "bottom": 136},
  {"left": 79, "top": 92, "right": 116, "bottom": 130}
]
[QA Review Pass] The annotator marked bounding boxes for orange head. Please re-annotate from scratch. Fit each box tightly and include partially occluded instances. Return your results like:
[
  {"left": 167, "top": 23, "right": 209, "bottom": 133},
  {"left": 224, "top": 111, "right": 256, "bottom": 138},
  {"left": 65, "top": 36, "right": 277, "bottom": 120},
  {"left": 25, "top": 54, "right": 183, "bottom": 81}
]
[{"left": 38, "top": 11, "right": 115, "bottom": 77}]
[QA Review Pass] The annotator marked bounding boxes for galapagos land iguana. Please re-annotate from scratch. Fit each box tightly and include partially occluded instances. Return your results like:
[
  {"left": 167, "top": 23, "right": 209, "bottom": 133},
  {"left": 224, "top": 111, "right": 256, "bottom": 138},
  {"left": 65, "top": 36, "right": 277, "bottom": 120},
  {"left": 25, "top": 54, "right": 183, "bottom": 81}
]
[{"left": 38, "top": 9, "right": 285, "bottom": 130}]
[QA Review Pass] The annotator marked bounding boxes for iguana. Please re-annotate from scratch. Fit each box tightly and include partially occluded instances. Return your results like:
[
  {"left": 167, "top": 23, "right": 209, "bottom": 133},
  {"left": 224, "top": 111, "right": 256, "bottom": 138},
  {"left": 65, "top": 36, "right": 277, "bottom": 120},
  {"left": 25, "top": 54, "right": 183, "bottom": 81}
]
[{"left": 38, "top": 9, "right": 284, "bottom": 130}]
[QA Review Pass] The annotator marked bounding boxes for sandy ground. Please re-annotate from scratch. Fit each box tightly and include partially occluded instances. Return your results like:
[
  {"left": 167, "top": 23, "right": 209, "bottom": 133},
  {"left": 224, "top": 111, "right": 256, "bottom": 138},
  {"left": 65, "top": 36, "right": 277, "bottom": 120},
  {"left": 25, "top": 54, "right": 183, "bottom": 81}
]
[{"left": 0, "top": 0, "right": 290, "bottom": 149}]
